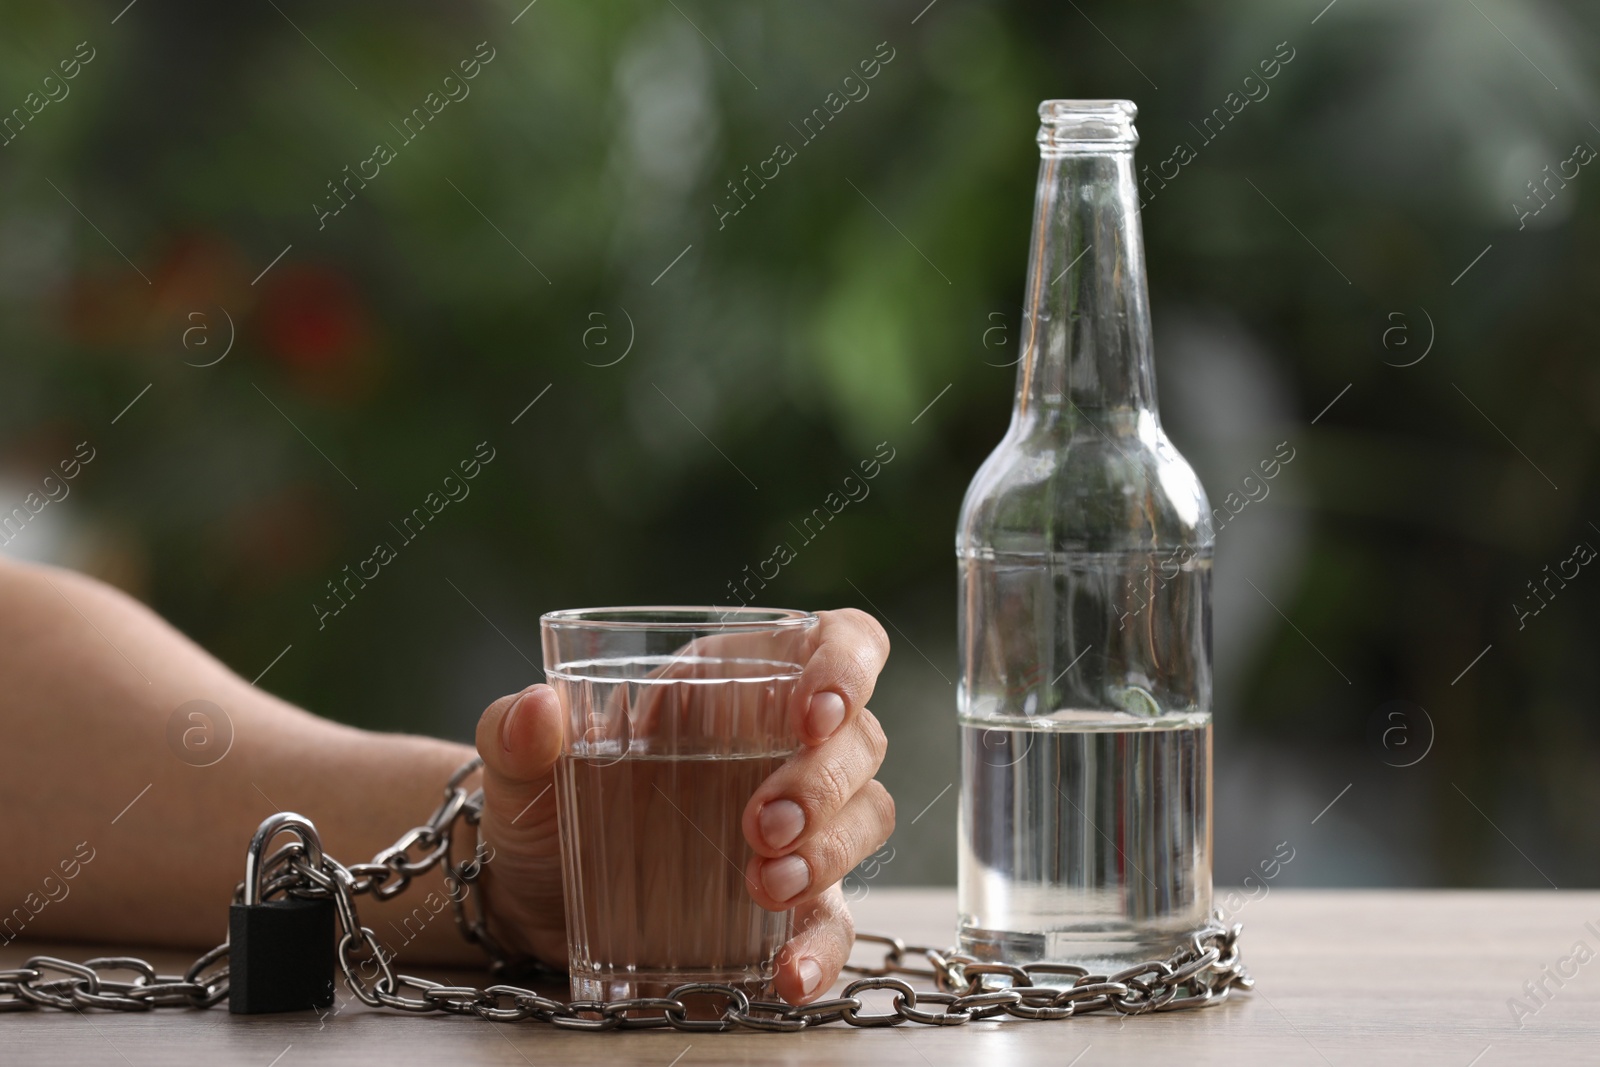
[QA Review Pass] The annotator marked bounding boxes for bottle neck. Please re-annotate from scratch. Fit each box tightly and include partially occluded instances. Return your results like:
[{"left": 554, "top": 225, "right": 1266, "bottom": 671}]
[{"left": 1014, "top": 148, "right": 1156, "bottom": 429}]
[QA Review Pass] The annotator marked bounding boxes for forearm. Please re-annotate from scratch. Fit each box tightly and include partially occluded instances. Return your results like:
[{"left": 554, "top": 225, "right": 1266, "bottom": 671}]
[{"left": 0, "top": 559, "right": 484, "bottom": 966}]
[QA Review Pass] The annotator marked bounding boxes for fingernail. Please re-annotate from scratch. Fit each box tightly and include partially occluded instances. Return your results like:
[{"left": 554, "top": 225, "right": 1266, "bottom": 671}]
[
  {"left": 798, "top": 957, "right": 823, "bottom": 997},
  {"left": 806, "top": 691, "right": 847, "bottom": 741},
  {"left": 760, "top": 855, "right": 810, "bottom": 903},
  {"left": 500, "top": 693, "right": 528, "bottom": 753},
  {"left": 759, "top": 800, "right": 805, "bottom": 850}
]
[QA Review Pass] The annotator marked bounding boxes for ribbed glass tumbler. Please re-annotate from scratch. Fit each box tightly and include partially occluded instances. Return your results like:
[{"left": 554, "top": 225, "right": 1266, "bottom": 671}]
[{"left": 540, "top": 606, "right": 815, "bottom": 1002}]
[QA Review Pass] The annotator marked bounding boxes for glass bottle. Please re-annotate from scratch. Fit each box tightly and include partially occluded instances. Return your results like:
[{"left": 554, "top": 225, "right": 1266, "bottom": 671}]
[{"left": 956, "top": 100, "right": 1213, "bottom": 970}]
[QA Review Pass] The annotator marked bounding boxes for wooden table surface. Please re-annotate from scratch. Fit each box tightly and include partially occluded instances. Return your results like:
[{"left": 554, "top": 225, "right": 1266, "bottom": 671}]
[{"left": 5, "top": 888, "right": 1596, "bottom": 1065}]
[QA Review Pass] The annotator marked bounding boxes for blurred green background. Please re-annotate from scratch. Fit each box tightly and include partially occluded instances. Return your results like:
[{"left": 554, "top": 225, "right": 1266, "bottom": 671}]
[{"left": 2, "top": 0, "right": 1597, "bottom": 890}]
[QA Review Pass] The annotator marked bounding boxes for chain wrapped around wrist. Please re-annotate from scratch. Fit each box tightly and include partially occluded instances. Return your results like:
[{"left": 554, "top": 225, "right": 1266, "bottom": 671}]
[{"left": 0, "top": 758, "right": 1252, "bottom": 1029}]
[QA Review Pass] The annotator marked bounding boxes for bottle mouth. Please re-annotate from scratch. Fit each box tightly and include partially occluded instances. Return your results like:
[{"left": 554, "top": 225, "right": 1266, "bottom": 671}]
[{"left": 1037, "top": 99, "right": 1138, "bottom": 154}]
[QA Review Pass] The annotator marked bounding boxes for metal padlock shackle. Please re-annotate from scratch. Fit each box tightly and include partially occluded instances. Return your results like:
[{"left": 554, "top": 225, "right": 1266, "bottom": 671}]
[{"left": 242, "top": 812, "right": 326, "bottom": 906}]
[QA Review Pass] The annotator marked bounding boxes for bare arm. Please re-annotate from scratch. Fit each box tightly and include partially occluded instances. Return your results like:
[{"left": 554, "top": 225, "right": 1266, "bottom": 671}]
[
  {"left": 0, "top": 557, "right": 896, "bottom": 1000},
  {"left": 0, "top": 557, "right": 479, "bottom": 964}
]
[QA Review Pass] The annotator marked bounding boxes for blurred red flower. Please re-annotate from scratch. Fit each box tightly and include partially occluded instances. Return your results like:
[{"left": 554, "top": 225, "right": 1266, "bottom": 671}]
[{"left": 256, "top": 264, "right": 377, "bottom": 397}]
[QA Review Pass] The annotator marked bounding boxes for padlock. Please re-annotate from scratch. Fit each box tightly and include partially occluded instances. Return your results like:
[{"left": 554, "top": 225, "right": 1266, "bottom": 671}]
[{"left": 228, "top": 812, "right": 337, "bottom": 1014}]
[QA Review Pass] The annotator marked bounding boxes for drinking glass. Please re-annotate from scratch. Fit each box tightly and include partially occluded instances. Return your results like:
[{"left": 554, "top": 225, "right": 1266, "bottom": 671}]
[{"left": 540, "top": 606, "right": 817, "bottom": 1002}]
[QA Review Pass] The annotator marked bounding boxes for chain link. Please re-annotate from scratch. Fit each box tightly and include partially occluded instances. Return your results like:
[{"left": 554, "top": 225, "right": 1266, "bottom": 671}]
[{"left": 0, "top": 758, "right": 1252, "bottom": 1029}]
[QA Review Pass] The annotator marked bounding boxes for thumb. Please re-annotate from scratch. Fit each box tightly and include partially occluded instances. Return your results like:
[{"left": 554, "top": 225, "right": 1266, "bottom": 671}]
[
  {"left": 471, "top": 684, "right": 568, "bottom": 965},
  {"left": 474, "top": 684, "right": 564, "bottom": 838}
]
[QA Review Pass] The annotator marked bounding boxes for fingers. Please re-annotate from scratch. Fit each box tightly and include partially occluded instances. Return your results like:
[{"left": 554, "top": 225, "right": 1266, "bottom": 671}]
[
  {"left": 744, "top": 704, "right": 888, "bottom": 859},
  {"left": 791, "top": 608, "right": 889, "bottom": 746},
  {"left": 773, "top": 886, "right": 854, "bottom": 1004},
  {"left": 745, "top": 780, "right": 894, "bottom": 911}
]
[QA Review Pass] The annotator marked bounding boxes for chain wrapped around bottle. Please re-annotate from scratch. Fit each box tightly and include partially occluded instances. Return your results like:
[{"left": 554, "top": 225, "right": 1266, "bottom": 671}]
[{"left": 0, "top": 758, "right": 1252, "bottom": 1029}]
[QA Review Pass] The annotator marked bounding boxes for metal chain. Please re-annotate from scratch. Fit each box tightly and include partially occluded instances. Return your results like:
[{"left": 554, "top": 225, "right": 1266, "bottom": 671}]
[{"left": 0, "top": 758, "right": 1252, "bottom": 1029}]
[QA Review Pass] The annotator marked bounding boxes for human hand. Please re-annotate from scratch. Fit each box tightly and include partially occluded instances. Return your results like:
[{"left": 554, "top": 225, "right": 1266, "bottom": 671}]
[{"left": 470, "top": 608, "right": 894, "bottom": 1003}]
